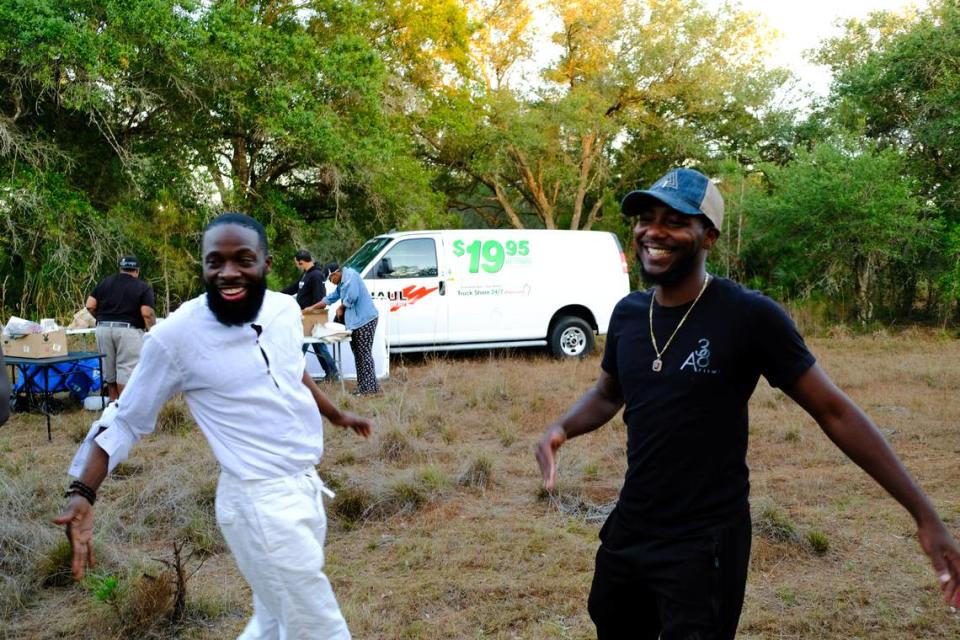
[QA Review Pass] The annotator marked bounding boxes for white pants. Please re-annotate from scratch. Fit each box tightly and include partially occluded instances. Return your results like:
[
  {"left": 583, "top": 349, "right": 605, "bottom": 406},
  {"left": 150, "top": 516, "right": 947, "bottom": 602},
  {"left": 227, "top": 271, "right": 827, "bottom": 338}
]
[{"left": 215, "top": 467, "right": 350, "bottom": 640}]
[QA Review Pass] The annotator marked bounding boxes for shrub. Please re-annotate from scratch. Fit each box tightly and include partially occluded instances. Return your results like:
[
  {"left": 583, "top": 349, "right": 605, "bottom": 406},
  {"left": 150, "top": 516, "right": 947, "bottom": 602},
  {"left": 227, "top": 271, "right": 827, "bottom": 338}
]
[
  {"left": 329, "top": 485, "right": 377, "bottom": 527},
  {"left": 458, "top": 456, "right": 493, "bottom": 489},
  {"left": 754, "top": 504, "right": 800, "bottom": 544},
  {"left": 379, "top": 429, "right": 413, "bottom": 463},
  {"left": 805, "top": 528, "right": 830, "bottom": 555},
  {"left": 383, "top": 479, "right": 427, "bottom": 514},
  {"left": 121, "top": 571, "right": 176, "bottom": 630},
  {"left": 36, "top": 539, "right": 73, "bottom": 588},
  {"left": 416, "top": 465, "right": 448, "bottom": 494},
  {"left": 496, "top": 425, "right": 517, "bottom": 448},
  {"left": 156, "top": 396, "right": 193, "bottom": 436}
]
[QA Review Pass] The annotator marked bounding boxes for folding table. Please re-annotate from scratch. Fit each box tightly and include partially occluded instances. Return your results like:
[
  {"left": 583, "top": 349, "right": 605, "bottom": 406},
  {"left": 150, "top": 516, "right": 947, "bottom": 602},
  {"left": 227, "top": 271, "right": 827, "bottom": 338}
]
[{"left": 5, "top": 351, "right": 105, "bottom": 441}]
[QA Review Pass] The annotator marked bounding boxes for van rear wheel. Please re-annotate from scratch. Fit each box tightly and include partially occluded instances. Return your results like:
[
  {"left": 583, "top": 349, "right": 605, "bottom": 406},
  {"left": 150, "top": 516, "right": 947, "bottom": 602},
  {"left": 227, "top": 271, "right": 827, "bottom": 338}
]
[{"left": 549, "top": 316, "right": 594, "bottom": 359}]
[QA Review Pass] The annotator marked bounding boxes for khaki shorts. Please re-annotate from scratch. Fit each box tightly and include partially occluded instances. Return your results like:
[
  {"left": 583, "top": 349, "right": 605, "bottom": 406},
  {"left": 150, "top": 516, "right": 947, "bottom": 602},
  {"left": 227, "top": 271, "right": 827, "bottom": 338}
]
[{"left": 95, "top": 326, "right": 144, "bottom": 385}]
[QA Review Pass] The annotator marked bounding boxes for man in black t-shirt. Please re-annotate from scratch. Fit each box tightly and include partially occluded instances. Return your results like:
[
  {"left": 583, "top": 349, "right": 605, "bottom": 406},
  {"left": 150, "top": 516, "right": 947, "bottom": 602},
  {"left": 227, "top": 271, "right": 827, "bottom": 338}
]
[
  {"left": 535, "top": 168, "right": 960, "bottom": 639},
  {"left": 282, "top": 250, "right": 338, "bottom": 381},
  {"left": 86, "top": 256, "right": 156, "bottom": 401}
]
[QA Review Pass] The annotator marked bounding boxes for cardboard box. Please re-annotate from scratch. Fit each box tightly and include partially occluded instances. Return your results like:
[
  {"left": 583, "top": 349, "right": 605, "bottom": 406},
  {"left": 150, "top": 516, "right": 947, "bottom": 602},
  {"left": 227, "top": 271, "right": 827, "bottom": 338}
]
[
  {"left": 302, "top": 310, "right": 328, "bottom": 337},
  {"left": 2, "top": 329, "right": 68, "bottom": 359}
]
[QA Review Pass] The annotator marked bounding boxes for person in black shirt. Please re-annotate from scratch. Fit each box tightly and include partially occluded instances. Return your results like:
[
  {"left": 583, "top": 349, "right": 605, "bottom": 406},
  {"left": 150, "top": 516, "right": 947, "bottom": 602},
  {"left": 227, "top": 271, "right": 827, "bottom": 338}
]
[
  {"left": 86, "top": 256, "right": 156, "bottom": 402},
  {"left": 534, "top": 168, "right": 960, "bottom": 639},
  {"left": 282, "top": 250, "right": 339, "bottom": 381}
]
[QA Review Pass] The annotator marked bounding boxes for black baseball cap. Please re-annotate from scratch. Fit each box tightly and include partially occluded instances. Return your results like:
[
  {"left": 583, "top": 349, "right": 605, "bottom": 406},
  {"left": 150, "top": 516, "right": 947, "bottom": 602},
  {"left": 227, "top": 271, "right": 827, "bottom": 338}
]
[{"left": 119, "top": 255, "right": 140, "bottom": 269}]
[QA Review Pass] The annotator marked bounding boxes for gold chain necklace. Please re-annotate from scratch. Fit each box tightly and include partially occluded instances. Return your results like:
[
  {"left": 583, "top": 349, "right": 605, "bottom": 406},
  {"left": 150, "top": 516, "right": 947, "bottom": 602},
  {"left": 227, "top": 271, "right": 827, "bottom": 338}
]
[{"left": 648, "top": 274, "right": 711, "bottom": 372}]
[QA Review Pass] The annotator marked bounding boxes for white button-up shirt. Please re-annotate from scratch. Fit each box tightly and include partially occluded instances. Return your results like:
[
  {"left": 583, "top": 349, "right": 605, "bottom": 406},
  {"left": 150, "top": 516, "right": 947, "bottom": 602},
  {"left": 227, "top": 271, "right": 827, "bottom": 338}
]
[{"left": 71, "top": 290, "right": 326, "bottom": 480}]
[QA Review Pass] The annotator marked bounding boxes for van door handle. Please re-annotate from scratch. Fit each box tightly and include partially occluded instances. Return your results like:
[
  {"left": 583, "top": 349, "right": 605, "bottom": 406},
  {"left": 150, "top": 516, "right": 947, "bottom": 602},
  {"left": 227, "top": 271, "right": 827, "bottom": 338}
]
[{"left": 439, "top": 280, "right": 446, "bottom": 296}]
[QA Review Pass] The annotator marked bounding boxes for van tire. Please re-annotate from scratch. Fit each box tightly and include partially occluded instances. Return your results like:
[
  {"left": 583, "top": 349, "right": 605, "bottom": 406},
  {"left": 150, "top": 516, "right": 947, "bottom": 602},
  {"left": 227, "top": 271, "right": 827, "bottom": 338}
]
[{"left": 549, "top": 316, "right": 594, "bottom": 359}]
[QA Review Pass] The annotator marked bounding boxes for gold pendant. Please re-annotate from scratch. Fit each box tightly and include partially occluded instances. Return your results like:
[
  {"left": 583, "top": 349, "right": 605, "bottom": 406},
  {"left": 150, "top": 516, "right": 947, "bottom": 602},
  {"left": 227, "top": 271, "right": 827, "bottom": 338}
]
[{"left": 652, "top": 358, "right": 662, "bottom": 372}]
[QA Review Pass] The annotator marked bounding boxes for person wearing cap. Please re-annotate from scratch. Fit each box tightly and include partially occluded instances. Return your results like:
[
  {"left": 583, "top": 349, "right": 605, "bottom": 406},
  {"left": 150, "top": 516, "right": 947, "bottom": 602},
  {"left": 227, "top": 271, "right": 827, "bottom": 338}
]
[
  {"left": 306, "top": 265, "right": 380, "bottom": 396},
  {"left": 86, "top": 256, "right": 156, "bottom": 401},
  {"left": 282, "top": 250, "right": 339, "bottom": 381},
  {"left": 535, "top": 168, "right": 960, "bottom": 639}
]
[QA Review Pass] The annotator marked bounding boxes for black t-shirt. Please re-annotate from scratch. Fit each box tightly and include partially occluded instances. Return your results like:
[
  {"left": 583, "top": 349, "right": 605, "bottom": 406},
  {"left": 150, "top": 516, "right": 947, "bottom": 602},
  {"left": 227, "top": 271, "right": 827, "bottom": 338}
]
[
  {"left": 285, "top": 265, "right": 327, "bottom": 309},
  {"left": 601, "top": 276, "right": 815, "bottom": 539},
  {"left": 91, "top": 273, "right": 155, "bottom": 328}
]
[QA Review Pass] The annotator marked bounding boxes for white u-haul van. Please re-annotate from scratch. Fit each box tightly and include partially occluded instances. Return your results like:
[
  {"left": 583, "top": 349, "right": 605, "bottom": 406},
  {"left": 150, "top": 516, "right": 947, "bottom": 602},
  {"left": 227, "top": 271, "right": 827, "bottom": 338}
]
[{"left": 338, "top": 230, "right": 630, "bottom": 358}]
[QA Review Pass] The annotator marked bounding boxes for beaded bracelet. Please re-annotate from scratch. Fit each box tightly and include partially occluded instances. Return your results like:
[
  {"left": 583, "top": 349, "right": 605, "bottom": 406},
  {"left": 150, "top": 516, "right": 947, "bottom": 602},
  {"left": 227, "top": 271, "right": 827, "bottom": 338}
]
[{"left": 64, "top": 480, "right": 97, "bottom": 506}]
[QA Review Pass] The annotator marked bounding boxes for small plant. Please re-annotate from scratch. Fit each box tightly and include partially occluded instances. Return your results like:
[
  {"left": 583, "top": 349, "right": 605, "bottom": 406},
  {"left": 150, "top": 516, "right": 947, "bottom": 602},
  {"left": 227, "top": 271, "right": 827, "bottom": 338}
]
[
  {"left": 755, "top": 504, "right": 800, "bottom": 544},
  {"left": 379, "top": 428, "right": 413, "bottom": 463},
  {"left": 438, "top": 424, "right": 457, "bottom": 444},
  {"left": 385, "top": 478, "right": 427, "bottom": 514},
  {"left": 783, "top": 428, "right": 801, "bottom": 443},
  {"left": 805, "top": 528, "right": 830, "bottom": 555},
  {"left": 84, "top": 572, "right": 120, "bottom": 604},
  {"left": 582, "top": 461, "right": 600, "bottom": 480},
  {"left": 330, "top": 485, "right": 377, "bottom": 526},
  {"left": 459, "top": 456, "right": 493, "bottom": 489},
  {"left": 335, "top": 450, "right": 357, "bottom": 465},
  {"left": 156, "top": 396, "right": 193, "bottom": 436},
  {"left": 775, "top": 585, "right": 798, "bottom": 606},
  {"left": 122, "top": 571, "right": 175, "bottom": 629},
  {"left": 180, "top": 511, "right": 224, "bottom": 557},
  {"left": 112, "top": 460, "right": 144, "bottom": 479},
  {"left": 496, "top": 425, "right": 517, "bottom": 448},
  {"left": 36, "top": 539, "right": 74, "bottom": 588},
  {"left": 416, "top": 464, "right": 448, "bottom": 494},
  {"left": 67, "top": 420, "right": 91, "bottom": 444}
]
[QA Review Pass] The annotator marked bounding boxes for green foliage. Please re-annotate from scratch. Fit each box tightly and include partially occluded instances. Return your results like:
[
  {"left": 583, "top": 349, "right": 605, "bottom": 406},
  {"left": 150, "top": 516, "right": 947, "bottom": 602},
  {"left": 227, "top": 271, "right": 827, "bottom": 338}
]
[
  {"left": 818, "top": 1, "right": 960, "bottom": 222},
  {"left": 3, "top": 0, "right": 960, "bottom": 327},
  {"left": 754, "top": 503, "right": 800, "bottom": 544},
  {"left": 84, "top": 572, "right": 120, "bottom": 604},
  {"left": 36, "top": 539, "right": 74, "bottom": 588},
  {"left": 744, "top": 138, "right": 940, "bottom": 323},
  {"left": 806, "top": 528, "right": 830, "bottom": 555},
  {"left": 422, "top": 0, "right": 789, "bottom": 232},
  {"left": 0, "top": 0, "right": 462, "bottom": 319}
]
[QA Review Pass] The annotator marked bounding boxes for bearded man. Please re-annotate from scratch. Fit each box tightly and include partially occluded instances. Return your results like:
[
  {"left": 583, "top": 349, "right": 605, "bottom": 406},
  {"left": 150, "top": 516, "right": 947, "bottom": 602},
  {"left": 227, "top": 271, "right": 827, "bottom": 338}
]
[
  {"left": 535, "top": 169, "right": 960, "bottom": 639},
  {"left": 56, "top": 212, "right": 372, "bottom": 639}
]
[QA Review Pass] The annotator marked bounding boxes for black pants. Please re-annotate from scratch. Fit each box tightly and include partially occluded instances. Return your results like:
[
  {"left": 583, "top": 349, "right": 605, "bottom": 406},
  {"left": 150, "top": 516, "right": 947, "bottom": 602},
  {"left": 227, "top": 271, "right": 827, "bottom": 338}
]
[
  {"left": 350, "top": 317, "right": 380, "bottom": 394},
  {"left": 588, "top": 511, "right": 752, "bottom": 640},
  {"left": 301, "top": 342, "right": 338, "bottom": 379}
]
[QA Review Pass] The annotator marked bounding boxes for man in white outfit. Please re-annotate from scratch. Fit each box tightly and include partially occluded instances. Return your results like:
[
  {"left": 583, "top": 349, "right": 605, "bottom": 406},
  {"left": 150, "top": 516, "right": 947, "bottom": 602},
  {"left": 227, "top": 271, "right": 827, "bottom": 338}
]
[{"left": 55, "top": 212, "right": 372, "bottom": 639}]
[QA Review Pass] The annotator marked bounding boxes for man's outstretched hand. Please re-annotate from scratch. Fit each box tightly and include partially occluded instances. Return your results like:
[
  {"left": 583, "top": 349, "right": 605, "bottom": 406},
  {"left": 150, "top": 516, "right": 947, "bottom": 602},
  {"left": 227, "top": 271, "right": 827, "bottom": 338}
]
[
  {"left": 917, "top": 519, "right": 960, "bottom": 607},
  {"left": 334, "top": 411, "right": 373, "bottom": 438},
  {"left": 52, "top": 496, "right": 96, "bottom": 581},
  {"left": 535, "top": 424, "right": 567, "bottom": 491}
]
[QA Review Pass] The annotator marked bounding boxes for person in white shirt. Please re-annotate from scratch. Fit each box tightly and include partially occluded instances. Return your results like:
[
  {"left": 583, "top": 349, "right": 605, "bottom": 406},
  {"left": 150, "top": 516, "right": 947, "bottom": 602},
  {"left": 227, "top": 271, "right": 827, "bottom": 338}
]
[{"left": 55, "top": 212, "right": 373, "bottom": 640}]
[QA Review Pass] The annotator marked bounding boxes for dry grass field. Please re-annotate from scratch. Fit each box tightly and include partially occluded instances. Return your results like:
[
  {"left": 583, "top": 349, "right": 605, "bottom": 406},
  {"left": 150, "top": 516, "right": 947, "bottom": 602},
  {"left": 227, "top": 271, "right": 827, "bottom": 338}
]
[{"left": 2, "top": 332, "right": 960, "bottom": 639}]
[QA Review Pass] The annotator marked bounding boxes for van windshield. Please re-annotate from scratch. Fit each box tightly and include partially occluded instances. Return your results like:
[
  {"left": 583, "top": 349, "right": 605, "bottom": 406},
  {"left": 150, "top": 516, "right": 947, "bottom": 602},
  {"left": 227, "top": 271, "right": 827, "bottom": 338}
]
[{"left": 342, "top": 237, "right": 392, "bottom": 274}]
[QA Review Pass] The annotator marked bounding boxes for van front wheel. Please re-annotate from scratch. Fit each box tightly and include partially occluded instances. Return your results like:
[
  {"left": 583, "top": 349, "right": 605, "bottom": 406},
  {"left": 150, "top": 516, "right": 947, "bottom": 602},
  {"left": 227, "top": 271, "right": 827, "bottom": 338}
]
[{"left": 549, "top": 316, "right": 594, "bottom": 359}]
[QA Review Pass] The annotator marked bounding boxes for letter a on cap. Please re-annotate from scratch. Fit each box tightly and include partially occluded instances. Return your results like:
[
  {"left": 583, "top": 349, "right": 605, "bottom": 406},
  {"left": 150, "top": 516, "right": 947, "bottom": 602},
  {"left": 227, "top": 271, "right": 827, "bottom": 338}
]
[{"left": 656, "top": 172, "right": 679, "bottom": 190}]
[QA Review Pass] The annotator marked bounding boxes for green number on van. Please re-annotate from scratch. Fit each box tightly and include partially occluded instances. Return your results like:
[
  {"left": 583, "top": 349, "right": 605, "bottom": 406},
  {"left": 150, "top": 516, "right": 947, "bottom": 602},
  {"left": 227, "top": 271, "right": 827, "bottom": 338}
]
[{"left": 452, "top": 239, "right": 528, "bottom": 273}]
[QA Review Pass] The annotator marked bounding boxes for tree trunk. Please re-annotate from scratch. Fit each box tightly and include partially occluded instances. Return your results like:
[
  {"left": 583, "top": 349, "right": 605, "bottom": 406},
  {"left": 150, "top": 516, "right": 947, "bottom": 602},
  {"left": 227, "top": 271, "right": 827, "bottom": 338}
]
[
  {"left": 231, "top": 136, "right": 249, "bottom": 198},
  {"left": 508, "top": 145, "right": 556, "bottom": 228},
  {"left": 570, "top": 133, "right": 593, "bottom": 229},
  {"left": 855, "top": 255, "right": 875, "bottom": 324},
  {"left": 492, "top": 181, "right": 525, "bottom": 229}
]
